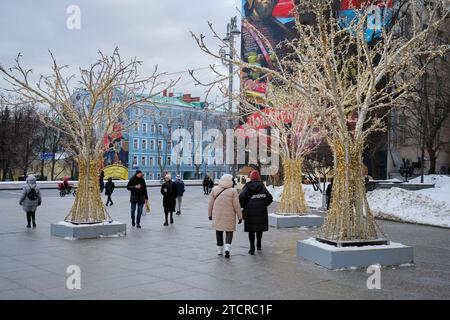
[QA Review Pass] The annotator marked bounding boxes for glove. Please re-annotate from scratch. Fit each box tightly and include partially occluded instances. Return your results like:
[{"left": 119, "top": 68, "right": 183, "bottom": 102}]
[
  {"left": 209, "top": 216, "right": 212, "bottom": 221},
  {"left": 238, "top": 219, "right": 242, "bottom": 224},
  {"left": 19, "top": 202, "right": 23, "bottom": 206}
]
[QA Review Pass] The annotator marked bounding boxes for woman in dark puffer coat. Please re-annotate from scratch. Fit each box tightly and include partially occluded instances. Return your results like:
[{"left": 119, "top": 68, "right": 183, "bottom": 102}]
[{"left": 239, "top": 170, "right": 273, "bottom": 255}]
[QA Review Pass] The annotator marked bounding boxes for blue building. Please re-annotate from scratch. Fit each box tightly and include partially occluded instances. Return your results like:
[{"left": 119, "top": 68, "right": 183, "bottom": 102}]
[{"left": 127, "top": 92, "right": 228, "bottom": 180}]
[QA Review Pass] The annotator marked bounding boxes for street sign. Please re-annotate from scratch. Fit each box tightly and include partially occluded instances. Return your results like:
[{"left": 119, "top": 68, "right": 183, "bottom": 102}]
[{"left": 40, "top": 153, "right": 54, "bottom": 161}]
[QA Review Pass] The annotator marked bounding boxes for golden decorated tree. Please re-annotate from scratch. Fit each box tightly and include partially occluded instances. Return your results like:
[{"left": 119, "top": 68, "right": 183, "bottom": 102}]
[
  {"left": 0, "top": 48, "right": 176, "bottom": 224},
  {"left": 192, "top": 0, "right": 449, "bottom": 241},
  {"left": 240, "top": 84, "right": 322, "bottom": 215}
]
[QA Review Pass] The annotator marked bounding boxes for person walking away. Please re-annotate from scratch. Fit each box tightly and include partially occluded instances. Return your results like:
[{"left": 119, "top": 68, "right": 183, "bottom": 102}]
[
  {"left": 239, "top": 170, "right": 273, "bottom": 255},
  {"left": 203, "top": 174, "right": 209, "bottom": 195},
  {"left": 208, "top": 174, "right": 243, "bottom": 258},
  {"left": 174, "top": 174, "right": 185, "bottom": 215},
  {"left": 326, "top": 177, "right": 334, "bottom": 210},
  {"left": 105, "top": 177, "right": 115, "bottom": 206},
  {"left": 207, "top": 176, "right": 214, "bottom": 195},
  {"left": 19, "top": 175, "right": 42, "bottom": 228},
  {"left": 126, "top": 170, "right": 148, "bottom": 228},
  {"left": 161, "top": 174, "right": 178, "bottom": 226},
  {"left": 99, "top": 170, "right": 105, "bottom": 193}
]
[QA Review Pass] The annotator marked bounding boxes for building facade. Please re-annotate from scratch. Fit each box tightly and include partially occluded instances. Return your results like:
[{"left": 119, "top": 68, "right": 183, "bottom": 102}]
[{"left": 126, "top": 93, "right": 229, "bottom": 180}]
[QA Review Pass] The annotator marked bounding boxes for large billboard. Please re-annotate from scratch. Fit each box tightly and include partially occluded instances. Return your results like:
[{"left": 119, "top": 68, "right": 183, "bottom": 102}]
[{"left": 241, "top": 0, "right": 297, "bottom": 99}]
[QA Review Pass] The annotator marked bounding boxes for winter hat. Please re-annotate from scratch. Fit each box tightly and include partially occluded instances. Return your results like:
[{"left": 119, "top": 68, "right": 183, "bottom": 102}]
[
  {"left": 249, "top": 170, "right": 261, "bottom": 181},
  {"left": 176, "top": 174, "right": 181, "bottom": 179}
]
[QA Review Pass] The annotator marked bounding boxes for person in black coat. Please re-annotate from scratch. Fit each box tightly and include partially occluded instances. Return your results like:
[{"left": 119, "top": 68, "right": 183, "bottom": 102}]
[
  {"left": 207, "top": 176, "right": 214, "bottom": 194},
  {"left": 239, "top": 170, "right": 273, "bottom": 255},
  {"left": 99, "top": 170, "right": 105, "bottom": 193},
  {"left": 105, "top": 177, "right": 115, "bottom": 206},
  {"left": 203, "top": 175, "right": 210, "bottom": 195},
  {"left": 126, "top": 170, "right": 148, "bottom": 228},
  {"left": 326, "top": 178, "right": 334, "bottom": 210},
  {"left": 161, "top": 173, "right": 178, "bottom": 226}
]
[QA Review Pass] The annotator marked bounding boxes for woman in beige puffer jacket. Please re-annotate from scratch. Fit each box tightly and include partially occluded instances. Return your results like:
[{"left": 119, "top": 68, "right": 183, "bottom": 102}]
[{"left": 208, "top": 174, "right": 243, "bottom": 258}]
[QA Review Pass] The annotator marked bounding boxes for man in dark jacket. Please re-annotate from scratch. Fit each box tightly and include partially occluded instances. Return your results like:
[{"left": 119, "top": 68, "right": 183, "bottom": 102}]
[
  {"left": 239, "top": 170, "right": 273, "bottom": 255},
  {"left": 126, "top": 170, "right": 148, "bottom": 228},
  {"left": 326, "top": 178, "right": 333, "bottom": 210},
  {"left": 105, "top": 177, "right": 115, "bottom": 206},
  {"left": 161, "top": 174, "right": 178, "bottom": 226},
  {"left": 174, "top": 174, "right": 185, "bottom": 215},
  {"left": 203, "top": 175, "right": 209, "bottom": 195},
  {"left": 207, "top": 176, "right": 214, "bottom": 194}
]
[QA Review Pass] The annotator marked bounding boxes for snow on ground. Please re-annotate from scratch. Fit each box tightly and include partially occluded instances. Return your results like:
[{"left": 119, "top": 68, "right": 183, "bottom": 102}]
[
  {"left": 368, "top": 175, "right": 450, "bottom": 228},
  {"left": 268, "top": 175, "right": 450, "bottom": 228},
  {"left": 267, "top": 184, "right": 324, "bottom": 209}
]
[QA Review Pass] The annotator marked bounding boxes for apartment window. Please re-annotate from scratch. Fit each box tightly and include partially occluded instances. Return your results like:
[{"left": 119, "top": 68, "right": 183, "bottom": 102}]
[
  {"left": 142, "top": 139, "right": 147, "bottom": 150},
  {"left": 158, "top": 140, "right": 163, "bottom": 150},
  {"left": 134, "top": 122, "right": 139, "bottom": 133},
  {"left": 187, "top": 157, "right": 192, "bottom": 166},
  {"left": 133, "top": 139, "right": 139, "bottom": 150},
  {"left": 149, "top": 157, "right": 154, "bottom": 166},
  {"left": 149, "top": 173, "right": 154, "bottom": 180},
  {"left": 150, "top": 140, "right": 155, "bottom": 150},
  {"left": 158, "top": 157, "right": 162, "bottom": 166},
  {"left": 141, "top": 156, "right": 147, "bottom": 166},
  {"left": 157, "top": 173, "right": 161, "bottom": 180},
  {"left": 167, "top": 140, "right": 172, "bottom": 150},
  {"left": 158, "top": 124, "right": 163, "bottom": 134},
  {"left": 168, "top": 126, "right": 172, "bottom": 135},
  {"left": 142, "top": 123, "right": 147, "bottom": 133},
  {"left": 151, "top": 124, "right": 156, "bottom": 133},
  {"left": 132, "top": 156, "right": 138, "bottom": 166},
  {"left": 167, "top": 156, "right": 172, "bottom": 166}
]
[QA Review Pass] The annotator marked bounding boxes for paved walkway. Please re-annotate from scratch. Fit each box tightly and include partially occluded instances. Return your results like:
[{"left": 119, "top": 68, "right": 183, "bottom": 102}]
[{"left": 0, "top": 186, "right": 449, "bottom": 300}]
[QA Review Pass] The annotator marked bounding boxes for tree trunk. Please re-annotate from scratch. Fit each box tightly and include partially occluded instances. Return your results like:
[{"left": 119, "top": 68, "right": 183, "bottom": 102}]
[
  {"left": 427, "top": 147, "right": 437, "bottom": 174},
  {"left": 64, "top": 157, "right": 112, "bottom": 224},
  {"left": 279, "top": 158, "right": 308, "bottom": 215},
  {"left": 320, "top": 138, "right": 384, "bottom": 242}
]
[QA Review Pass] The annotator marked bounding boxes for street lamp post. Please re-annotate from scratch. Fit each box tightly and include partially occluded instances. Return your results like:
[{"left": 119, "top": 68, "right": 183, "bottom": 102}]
[{"left": 220, "top": 16, "right": 240, "bottom": 175}]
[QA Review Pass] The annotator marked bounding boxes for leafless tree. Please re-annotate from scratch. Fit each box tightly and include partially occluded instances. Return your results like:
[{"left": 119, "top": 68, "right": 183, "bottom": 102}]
[
  {"left": 191, "top": 0, "right": 450, "bottom": 242},
  {"left": 0, "top": 48, "right": 177, "bottom": 224}
]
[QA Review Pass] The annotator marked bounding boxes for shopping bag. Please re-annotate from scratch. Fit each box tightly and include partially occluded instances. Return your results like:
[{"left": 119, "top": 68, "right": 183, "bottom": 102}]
[{"left": 145, "top": 201, "right": 151, "bottom": 214}]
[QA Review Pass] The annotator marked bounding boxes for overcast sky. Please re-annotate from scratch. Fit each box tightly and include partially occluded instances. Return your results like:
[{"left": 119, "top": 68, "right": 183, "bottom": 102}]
[{"left": 0, "top": 0, "right": 242, "bottom": 102}]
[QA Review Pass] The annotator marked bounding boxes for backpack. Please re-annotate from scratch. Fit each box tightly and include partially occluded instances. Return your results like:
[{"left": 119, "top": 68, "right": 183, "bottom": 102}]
[{"left": 27, "top": 188, "right": 38, "bottom": 201}]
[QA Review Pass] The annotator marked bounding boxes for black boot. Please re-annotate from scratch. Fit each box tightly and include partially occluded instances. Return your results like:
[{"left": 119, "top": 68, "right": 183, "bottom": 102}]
[
  {"left": 170, "top": 212, "right": 174, "bottom": 224},
  {"left": 132, "top": 220, "right": 136, "bottom": 227}
]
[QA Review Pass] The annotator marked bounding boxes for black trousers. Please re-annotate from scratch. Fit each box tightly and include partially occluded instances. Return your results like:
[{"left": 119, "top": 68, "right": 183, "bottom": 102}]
[
  {"left": 106, "top": 194, "right": 113, "bottom": 205},
  {"left": 26, "top": 211, "right": 36, "bottom": 225},
  {"left": 216, "top": 231, "right": 233, "bottom": 246},
  {"left": 248, "top": 232, "right": 263, "bottom": 250},
  {"left": 164, "top": 209, "right": 174, "bottom": 223}
]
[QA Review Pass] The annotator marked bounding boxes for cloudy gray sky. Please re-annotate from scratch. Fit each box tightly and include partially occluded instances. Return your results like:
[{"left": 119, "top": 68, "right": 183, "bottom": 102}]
[{"left": 0, "top": 0, "right": 242, "bottom": 101}]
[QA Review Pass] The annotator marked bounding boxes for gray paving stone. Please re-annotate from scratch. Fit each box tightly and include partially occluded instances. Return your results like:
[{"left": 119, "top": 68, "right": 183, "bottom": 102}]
[{"left": 0, "top": 187, "right": 449, "bottom": 299}]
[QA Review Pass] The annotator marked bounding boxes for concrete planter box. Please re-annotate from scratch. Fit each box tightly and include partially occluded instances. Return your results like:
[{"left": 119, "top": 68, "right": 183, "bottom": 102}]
[
  {"left": 51, "top": 221, "right": 126, "bottom": 240},
  {"left": 269, "top": 213, "right": 324, "bottom": 228},
  {"left": 297, "top": 237, "right": 414, "bottom": 269}
]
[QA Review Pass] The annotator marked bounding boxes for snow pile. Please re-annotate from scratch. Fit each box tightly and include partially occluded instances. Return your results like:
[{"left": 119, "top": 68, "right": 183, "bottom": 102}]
[
  {"left": 267, "top": 184, "right": 323, "bottom": 208},
  {"left": 368, "top": 185, "right": 450, "bottom": 228},
  {"left": 408, "top": 174, "right": 450, "bottom": 188}
]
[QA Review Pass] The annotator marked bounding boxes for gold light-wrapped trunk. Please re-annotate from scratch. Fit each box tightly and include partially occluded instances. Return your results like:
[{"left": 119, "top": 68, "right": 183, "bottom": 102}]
[
  {"left": 320, "top": 138, "right": 382, "bottom": 241},
  {"left": 279, "top": 158, "right": 309, "bottom": 215},
  {"left": 64, "top": 157, "right": 112, "bottom": 224}
]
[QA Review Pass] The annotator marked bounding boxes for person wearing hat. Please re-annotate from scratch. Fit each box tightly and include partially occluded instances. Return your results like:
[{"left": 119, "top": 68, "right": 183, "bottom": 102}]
[
  {"left": 161, "top": 173, "right": 178, "bottom": 226},
  {"left": 126, "top": 170, "right": 148, "bottom": 228},
  {"left": 174, "top": 174, "right": 185, "bottom": 215},
  {"left": 239, "top": 170, "right": 273, "bottom": 255},
  {"left": 19, "top": 175, "right": 42, "bottom": 228},
  {"left": 208, "top": 174, "right": 243, "bottom": 258}
]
